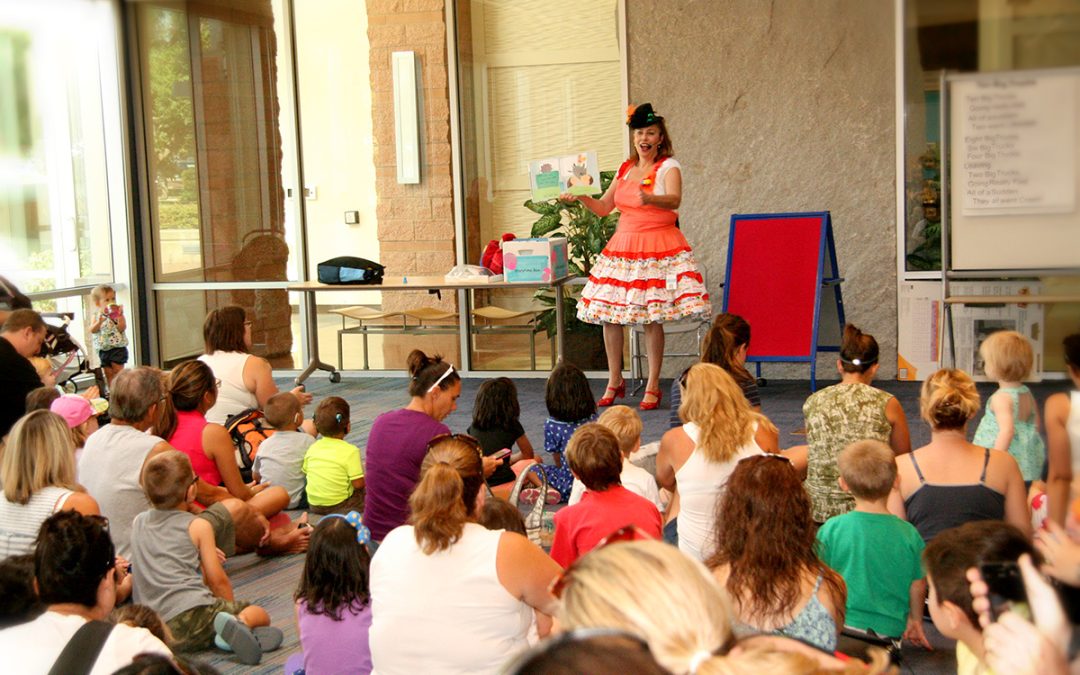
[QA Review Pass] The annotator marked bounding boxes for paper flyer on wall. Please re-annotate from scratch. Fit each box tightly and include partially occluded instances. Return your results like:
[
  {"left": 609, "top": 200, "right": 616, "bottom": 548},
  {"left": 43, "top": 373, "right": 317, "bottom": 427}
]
[
  {"left": 898, "top": 280, "right": 1045, "bottom": 381},
  {"left": 950, "top": 281, "right": 1044, "bottom": 382},
  {"left": 529, "top": 151, "right": 601, "bottom": 201}
]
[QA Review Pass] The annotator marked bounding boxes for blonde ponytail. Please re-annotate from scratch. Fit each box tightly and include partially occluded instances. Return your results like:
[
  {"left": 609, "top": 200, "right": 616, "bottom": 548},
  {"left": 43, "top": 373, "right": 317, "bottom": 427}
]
[{"left": 408, "top": 436, "right": 484, "bottom": 554}]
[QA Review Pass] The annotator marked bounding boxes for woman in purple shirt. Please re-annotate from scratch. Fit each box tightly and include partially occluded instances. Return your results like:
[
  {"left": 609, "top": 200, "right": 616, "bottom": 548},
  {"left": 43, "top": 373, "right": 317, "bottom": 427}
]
[{"left": 363, "top": 350, "right": 462, "bottom": 542}]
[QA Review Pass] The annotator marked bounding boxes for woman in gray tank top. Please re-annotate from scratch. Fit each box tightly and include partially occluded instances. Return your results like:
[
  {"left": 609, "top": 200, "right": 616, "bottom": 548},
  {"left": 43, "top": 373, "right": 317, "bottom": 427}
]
[{"left": 889, "top": 368, "right": 1030, "bottom": 542}]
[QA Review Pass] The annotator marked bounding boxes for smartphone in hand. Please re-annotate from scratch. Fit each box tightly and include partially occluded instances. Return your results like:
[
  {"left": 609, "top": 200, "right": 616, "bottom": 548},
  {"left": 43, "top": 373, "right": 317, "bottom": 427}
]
[
  {"left": 980, "top": 561, "right": 1030, "bottom": 621},
  {"left": 491, "top": 448, "right": 511, "bottom": 460}
]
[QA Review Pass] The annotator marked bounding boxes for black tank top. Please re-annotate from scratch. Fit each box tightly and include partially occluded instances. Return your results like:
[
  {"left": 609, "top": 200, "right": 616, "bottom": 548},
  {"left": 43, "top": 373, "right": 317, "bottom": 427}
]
[{"left": 903, "top": 448, "right": 1006, "bottom": 543}]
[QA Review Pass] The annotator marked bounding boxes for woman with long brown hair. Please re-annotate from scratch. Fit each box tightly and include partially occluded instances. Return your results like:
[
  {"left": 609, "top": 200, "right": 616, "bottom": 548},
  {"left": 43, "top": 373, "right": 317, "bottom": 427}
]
[
  {"left": 369, "top": 435, "right": 560, "bottom": 674},
  {"left": 158, "top": 360, "right": 310, "bottom": 552},
  {"left": 656, "top": 363, "right": 778, "bottom": 561},
  {"left": 708, "top": 454, "right": 846, "bottom": 652},
  {"left": 669, "top": 312, "right": 761, "bottom": 429}
]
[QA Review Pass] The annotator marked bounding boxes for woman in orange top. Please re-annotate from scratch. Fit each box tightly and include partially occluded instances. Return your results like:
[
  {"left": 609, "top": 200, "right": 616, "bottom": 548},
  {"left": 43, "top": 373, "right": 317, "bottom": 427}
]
[{"left": 562, "top": 103, "right": 711, "bottom": 411}]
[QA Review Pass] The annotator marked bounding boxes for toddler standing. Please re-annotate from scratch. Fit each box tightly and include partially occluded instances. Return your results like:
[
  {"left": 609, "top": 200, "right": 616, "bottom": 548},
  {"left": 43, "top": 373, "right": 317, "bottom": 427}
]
[
  {"left": 973, "top": 330, "right": 1046, "bottom": 485},
  {"left": 88, "top": 284, "right": 128, "bottom": 385},
  {"left": 303, "top": 396, "right": 365, "bottom": 514},
  {"left": 254, "top": 392, "right": 315, "bottom": 509}
]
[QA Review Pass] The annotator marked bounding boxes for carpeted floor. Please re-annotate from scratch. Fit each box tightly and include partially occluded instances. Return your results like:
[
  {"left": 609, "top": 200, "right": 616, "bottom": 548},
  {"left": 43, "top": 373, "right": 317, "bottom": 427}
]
[{"left": 192, "top": 374, "right": 1069, "bottom": 673}]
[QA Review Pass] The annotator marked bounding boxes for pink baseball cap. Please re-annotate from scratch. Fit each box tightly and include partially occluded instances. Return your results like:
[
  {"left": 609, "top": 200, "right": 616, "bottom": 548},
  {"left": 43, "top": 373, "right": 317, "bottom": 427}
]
[{"left": 50, "top": 394, "right": 106, "bottom": 428}]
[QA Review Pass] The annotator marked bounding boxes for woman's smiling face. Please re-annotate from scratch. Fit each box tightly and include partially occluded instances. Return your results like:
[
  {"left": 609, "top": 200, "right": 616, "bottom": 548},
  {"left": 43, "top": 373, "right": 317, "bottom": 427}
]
[{"left": 633, "top": 125, "right": 662, "bottom": 157}]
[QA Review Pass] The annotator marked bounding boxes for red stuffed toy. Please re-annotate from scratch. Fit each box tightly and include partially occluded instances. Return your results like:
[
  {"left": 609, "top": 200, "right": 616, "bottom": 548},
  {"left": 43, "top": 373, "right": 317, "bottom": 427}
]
[{"left": 481, "top": 233, "right": 516, "bottom": 274}]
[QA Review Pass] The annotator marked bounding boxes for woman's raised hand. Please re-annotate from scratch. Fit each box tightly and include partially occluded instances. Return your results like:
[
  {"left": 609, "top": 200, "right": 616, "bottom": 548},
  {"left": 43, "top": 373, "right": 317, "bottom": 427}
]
[
  {"left": 558, "top": 192, "right": 579, "bottom": 203},
  {"left": 1035, "top": 520, "right": 1080, "bottom": 587}
]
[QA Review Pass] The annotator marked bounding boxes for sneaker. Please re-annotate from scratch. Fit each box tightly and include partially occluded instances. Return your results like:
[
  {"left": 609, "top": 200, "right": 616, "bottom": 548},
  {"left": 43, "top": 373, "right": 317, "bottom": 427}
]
[
  {"left": 213, "top": 612, "right": 262, "bottom": 665},
  {"left": 519, "top": 488, "right": 541, "bottom": 505}
]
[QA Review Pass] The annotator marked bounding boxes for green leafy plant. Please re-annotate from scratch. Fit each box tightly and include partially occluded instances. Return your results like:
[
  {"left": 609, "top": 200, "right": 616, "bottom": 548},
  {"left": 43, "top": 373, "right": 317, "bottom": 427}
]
[{"left": 525, "top": 171, "right": 619, "bottom": 339}]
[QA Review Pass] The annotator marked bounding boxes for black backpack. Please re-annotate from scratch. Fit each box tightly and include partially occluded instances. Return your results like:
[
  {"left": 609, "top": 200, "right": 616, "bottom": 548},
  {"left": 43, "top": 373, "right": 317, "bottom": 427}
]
[{"left": 317, "top": 256, "right": 385, "bottom": 285}]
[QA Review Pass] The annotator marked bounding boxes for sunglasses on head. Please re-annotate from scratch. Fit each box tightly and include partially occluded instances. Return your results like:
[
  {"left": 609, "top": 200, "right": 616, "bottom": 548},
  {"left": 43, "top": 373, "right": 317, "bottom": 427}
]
[
  {"left": 427, "top": 432, "right": 482, "bottom": 456},
  {"left": 548, "top": 525, "right": 653, "bottom": 600}
]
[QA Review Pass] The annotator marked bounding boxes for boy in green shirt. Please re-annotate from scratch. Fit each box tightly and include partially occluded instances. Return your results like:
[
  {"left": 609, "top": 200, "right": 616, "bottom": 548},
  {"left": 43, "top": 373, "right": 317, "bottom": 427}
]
[
  {"left": 816, "top": 440, "right": 928, "bottom": 645},
  {"left": 303, "top": 396, "right": 365, "bottom": 514}
]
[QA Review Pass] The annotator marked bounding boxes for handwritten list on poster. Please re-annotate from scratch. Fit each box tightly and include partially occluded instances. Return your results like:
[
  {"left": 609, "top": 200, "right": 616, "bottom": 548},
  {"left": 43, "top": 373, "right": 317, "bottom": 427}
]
[{"left": 957, "top": 75, "right": 1076, "bottom": 215}]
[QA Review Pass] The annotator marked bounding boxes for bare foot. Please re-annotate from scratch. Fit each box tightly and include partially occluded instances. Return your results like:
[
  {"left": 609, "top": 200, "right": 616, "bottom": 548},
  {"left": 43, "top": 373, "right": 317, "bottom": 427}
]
[{"left": 258, "top": 514, "right": 311, "bottom": 556}]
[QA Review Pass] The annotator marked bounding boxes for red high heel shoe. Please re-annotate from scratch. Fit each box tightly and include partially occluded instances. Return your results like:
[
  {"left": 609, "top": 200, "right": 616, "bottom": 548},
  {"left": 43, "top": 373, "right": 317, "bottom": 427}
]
[
  {"left": 639, "top": 389, "right": 663, "bottom": 411},
  {"left": 598, "top": 381, "right": 625, "bottom": 407}
]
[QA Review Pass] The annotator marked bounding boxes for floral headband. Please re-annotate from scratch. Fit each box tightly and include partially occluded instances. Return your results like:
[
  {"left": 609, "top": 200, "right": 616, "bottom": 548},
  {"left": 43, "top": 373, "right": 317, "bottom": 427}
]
[{"left": 320, "top": 511, "right": 371, "bottom": 545}]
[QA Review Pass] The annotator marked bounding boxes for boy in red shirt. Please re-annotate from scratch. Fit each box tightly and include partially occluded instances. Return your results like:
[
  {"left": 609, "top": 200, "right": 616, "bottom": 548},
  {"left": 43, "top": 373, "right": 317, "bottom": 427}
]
[{"left": 549, "top": 423, "right": 662, "bottom": 566}]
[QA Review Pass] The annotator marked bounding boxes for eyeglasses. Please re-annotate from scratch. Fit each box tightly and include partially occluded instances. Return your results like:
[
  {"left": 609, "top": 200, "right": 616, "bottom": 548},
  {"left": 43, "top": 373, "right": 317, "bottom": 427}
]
[
  {"left": 189, "top": 474, "right": 199, "bottom": 488},
  {"left": 548, "top": 524, "right": 654, "bottom": 600},
  {"left": 427, "top": 363, "right": 456, "bottom": 393}
]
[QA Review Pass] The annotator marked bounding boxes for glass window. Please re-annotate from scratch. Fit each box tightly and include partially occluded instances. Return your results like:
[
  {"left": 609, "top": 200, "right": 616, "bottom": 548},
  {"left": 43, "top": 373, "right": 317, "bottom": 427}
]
[
  {"left": 0, "top": 0, "right": 117, "bottom": 294},
  {"left": 135, "top": 2, "right": 292, "bottom": 284},
  {"left": 455, "top": 0, "right": 624, "bottom": 370},
  {"left": 903, "top": 0, "right": 1080, "bottom": 272}
]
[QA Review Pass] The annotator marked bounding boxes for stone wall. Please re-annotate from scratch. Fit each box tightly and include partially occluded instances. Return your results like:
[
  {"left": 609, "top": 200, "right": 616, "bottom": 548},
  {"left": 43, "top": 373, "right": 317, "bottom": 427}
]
[
  {"left": 366, "top": 0, "right": 456, "bottom": 315},
  {"left": 627, "top": 0, "right": 898, "bottom": 378}
]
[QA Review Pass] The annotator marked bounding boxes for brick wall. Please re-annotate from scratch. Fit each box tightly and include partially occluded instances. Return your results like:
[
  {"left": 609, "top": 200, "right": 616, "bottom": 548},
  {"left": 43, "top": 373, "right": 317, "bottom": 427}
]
[{"left": 366, "top": 0, "right": 457, "bottom": 314}]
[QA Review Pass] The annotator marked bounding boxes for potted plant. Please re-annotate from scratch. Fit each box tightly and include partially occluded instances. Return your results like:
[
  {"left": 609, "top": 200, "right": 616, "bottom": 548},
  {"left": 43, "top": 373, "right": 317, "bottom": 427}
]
[{"left": 525, "top": 170, "right": 618, "bottom": 370}]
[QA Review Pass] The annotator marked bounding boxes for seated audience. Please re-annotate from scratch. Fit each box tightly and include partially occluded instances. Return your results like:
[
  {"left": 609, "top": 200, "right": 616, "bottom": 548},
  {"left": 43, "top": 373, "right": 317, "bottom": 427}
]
[
  {"left": 24, "top": 386, "right": 60, "bottom": 412},
  {"left": 365, "top": 350, "right": 464, "bottom": 543},
  {"left": 922, "top": 521, "right": 1035, "bottom": 675},
  {"left": 110, "top": 604, "right": 173, "bottom": 647},
  {"left": 159, "top": 360, "right": 292, "bottom": 522},
  {"left": 708, "top": 455, "right": 846, "bottom": 651},
  {"left": 0, "top": 511, "right": 171, "bottom": 673},
  {"left": 554, "top": 539, "right": 882, "bottom": 673},
  {"left": 50, "top": 393, "right": 105, "bottom": 465},
  {"left": 569, "top": 405, "right": 662, "bottom": 509},
  {"left": 303, "top": 396, "right": 365, "bottom": 514},
  {"left": 800, "top": 324, "right": 911, "bottom": 523},
  {"left": 198, "top": 305, "right": 312, "bottom": 425},
  {"left": 478, "top": 498, "right": 527, "bottom": 536},
  {"left": 0, "top": 554, "right": 43, "bottom": 629},
  {"left": 550, "top": 424, "right": 661, "bottom": 567},
  {"left": 505, "top": 630, "right": 667, "bottom": 675},
  {"left": 252, "top": 392, "right": 314, "bottom": 509},
  {"left": 132, "top": 451, "right": 282, "bottom": 663},
  {"left": 816, "top": 440, "right": 927, "bottom": 646},
  {"left": 890, "top": 368, "right": 1029, "bottom": 542},
  {"left": 295, "top": 512, "right": 373, "bottom": 674},
  {"left": 532, "top": 361, "right": 597, "bottom": 503},
  {"left": 1045, "top": 332, "right": 1080, "bottom": 527},
  {"left": 467, "top": 377, "right": 536, "bottom": 499},
  {"left": 657, "top": 363, "right": 777, "bottom": 561},
  {"left": 669, "top": 312, "right": 762, "bottom": 429},
  {"left": 369, "top": 434, "right": 560, "bottom": 674},
  {"left": 79, "top": 368, "right": 271, "bottom": 559},
  {"left": 0, "top": 410, "right": 100, "bottom": 559},
  {"left": 0, "top": 309, "right": 47, "bottom": 439}
]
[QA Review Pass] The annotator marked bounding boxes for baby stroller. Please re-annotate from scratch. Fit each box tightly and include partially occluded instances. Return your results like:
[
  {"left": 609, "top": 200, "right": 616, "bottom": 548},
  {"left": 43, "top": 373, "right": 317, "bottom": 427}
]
[{"left": 40, "top": 312, "right": 109, "bottom": 403}]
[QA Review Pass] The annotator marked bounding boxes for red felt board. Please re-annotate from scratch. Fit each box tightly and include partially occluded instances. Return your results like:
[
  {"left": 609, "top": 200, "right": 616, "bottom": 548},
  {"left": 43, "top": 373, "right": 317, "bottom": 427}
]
[{"left": 724, "top": 216, "right": 824, "bottom": 358}]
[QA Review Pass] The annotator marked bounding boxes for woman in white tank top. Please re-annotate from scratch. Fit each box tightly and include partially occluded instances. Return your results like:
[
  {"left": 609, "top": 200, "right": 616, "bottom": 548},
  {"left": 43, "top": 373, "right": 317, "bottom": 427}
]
[
  {"left": 370, "top": 435, "right": 560, "bottom": 675},
  {"left": 656, "top": 364, "right": 778, "bottom": 561},
  {"left": 0, "top": 411, "right": 100, "bottom": 559},
  {"left": 199, "top": 306, "right": 312, "bottom": 425},
  {"left": 1046, "top": 333, "right": 1080, "bottom": 527}
]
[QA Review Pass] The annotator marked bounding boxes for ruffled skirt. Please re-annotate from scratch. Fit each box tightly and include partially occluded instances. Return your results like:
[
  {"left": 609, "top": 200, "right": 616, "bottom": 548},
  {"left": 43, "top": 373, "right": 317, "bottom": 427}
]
[{"left": 577, "top": 226, "right": 712, "bottom": 325}]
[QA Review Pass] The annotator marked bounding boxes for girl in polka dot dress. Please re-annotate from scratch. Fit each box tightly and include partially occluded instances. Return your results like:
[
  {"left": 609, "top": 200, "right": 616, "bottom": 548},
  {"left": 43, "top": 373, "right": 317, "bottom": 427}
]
[{"left": 526, "top": 362, "right": 597, "bottom": 503}]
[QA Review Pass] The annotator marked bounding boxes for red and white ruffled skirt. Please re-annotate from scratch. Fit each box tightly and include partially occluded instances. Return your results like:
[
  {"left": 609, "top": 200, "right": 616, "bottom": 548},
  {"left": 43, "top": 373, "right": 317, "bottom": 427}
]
[{"left": 577, "top": 225, "right": 711, "bottom": 325}]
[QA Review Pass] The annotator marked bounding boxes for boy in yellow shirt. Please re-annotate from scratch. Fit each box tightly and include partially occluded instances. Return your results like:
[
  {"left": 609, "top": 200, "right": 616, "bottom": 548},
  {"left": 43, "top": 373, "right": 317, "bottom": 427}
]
[{"left": 303, "top": 396, "right": 365, "bottom": 514}]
